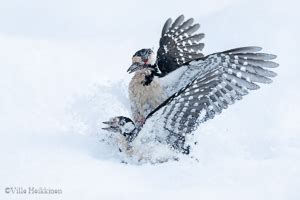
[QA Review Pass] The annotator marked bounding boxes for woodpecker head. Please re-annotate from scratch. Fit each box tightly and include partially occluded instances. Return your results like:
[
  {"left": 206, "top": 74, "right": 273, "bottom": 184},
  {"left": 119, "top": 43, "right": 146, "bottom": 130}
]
[
  {"left": 102, "top": 116, "right": 136, "bottom": 135},
  {"left": 127, "top": 48, "right": 156, "bottom": 73}
]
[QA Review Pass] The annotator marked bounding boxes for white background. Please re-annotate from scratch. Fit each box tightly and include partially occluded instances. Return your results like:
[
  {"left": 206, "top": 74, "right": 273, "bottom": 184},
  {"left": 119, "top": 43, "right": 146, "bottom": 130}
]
[{"left": 0, "top": 0, "right": 299, "bottom": 199}]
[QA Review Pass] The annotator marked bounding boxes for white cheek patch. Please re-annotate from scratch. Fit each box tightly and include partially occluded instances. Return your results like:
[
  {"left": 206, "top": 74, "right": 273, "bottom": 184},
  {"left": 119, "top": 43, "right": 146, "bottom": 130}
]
[
  {"left": 147, "top": 52, "right": 157, "bottom": 65},
  {"left": 132, "top": 56, "right": 142, "bottom": 64},
  {"left": 121, "top": 122, "right": 135, "bottom": 133}
]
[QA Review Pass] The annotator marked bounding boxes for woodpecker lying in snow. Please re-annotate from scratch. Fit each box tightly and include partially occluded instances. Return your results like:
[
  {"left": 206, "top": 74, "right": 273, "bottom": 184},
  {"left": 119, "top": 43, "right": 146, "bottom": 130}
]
[{"left": 103, "top": 15, "right": 278, "bottom": 156}]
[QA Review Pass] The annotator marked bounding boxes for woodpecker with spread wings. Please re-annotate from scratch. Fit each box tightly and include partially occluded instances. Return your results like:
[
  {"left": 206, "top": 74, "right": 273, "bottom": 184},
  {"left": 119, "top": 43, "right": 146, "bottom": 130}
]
[
  {"left": 127, "top": 15, "right": 206, "bottom": 126},
  {"left": 103, "top": 15, "right": 278, "bottom": 158}
]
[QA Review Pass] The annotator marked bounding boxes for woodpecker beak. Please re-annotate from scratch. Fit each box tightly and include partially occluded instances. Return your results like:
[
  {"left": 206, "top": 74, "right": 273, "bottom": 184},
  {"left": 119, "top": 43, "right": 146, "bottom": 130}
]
[
  {"left": 102, "top": 121, "right": 119, "bottom": 132},
  {"left": 127, "top": 63, "right": 144, "bottom": 74},
  {"left": 102, "top": 121, "right": 112, "bottom": 125}
]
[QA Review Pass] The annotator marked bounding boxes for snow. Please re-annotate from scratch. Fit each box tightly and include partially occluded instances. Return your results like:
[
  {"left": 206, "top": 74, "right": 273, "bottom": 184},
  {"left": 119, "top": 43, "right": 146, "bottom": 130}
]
[{"left": 1, "top": 0, "right": 300, "bottom": 199}]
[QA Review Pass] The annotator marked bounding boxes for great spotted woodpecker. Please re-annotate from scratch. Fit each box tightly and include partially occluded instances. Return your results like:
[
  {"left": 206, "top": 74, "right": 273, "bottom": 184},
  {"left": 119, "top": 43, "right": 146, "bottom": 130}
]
[
  {"left": 128, "top": 15, "right": 206, "bottom": 126},
  {"left": 103, "top": 15, "right": 278, "bottom": 157}
]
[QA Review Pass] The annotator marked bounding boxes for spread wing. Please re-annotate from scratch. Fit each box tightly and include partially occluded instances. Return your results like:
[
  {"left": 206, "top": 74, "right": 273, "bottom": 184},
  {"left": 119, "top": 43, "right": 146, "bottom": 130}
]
[
  {"left": 156, "top": 15, "right": 205, "bottom": 76},
  {"left": 146, "top": 47, "right": 278, "bottom": 153}
]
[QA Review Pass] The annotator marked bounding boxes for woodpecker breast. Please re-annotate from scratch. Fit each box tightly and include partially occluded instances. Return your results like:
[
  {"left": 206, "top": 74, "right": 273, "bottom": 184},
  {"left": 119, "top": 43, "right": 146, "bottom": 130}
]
[{"left": 129, "top": 69, "right": 167, "bottom": 123}]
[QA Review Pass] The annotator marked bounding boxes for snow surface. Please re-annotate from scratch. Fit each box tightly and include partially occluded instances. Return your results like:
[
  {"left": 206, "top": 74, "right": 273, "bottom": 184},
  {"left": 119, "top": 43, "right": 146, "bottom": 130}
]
[{"left": 1, "top": 0, "right": 300, "bottom": 199}]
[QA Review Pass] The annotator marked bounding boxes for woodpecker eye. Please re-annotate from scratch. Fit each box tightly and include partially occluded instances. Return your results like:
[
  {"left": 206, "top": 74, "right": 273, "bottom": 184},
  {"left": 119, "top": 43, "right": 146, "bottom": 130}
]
[{"left": 132, "top": 48, "right": 154, "bottom": 65}]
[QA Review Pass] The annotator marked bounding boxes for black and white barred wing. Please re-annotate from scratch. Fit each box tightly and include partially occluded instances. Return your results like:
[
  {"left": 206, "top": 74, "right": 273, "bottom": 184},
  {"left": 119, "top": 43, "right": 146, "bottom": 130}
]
[
  {"left": 156, "top": 15, "right": 205, "bottom": 76},
  {"left": 147, "top": 46, "right": 278, "bottom": 151}
]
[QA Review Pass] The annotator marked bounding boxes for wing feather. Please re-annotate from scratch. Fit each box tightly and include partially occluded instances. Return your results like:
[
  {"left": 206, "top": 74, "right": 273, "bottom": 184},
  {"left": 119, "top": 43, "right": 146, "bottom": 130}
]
[
  {"left": 157, "top": 15, "right": 205, "bottom": 76},
  {"left": 145, "top": 47, "right": 278, "bottom": 153}
]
